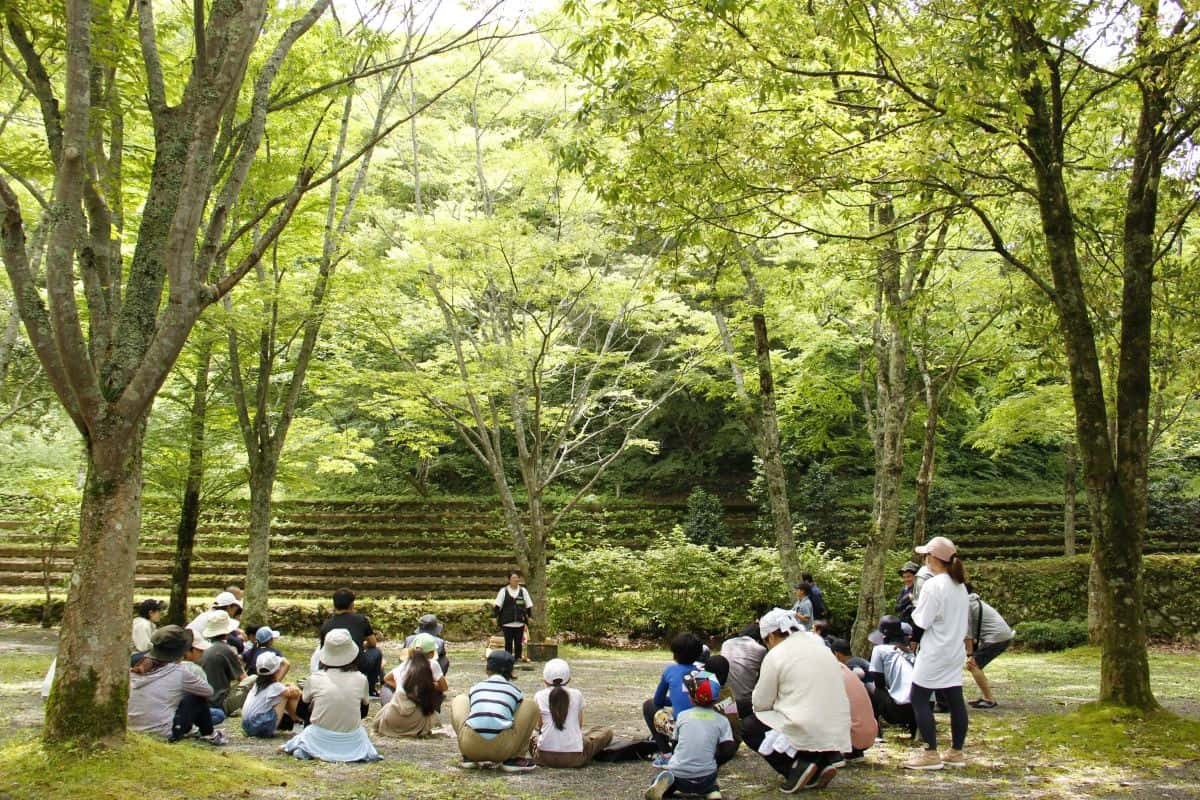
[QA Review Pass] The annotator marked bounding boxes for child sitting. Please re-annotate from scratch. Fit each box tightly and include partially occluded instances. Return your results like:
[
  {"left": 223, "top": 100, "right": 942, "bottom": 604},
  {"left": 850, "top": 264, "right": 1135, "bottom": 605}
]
[
  {"left": 703, "top": 655, "right": 741, "bottom": 745},
  {"left": 532, "top": 658, "right": 614, "bottom": 767},
  {"left": 644, "top": 670, "right": 736, "bottom": 800},
  {"left": 643, "top": 633, "right": 705, "bottom": 765},
  {"left": 373, "top": 633, "right": 448, "bottom": 738},
  {"left": 241, "top": 652, "right": 301, "bottom": 738}
]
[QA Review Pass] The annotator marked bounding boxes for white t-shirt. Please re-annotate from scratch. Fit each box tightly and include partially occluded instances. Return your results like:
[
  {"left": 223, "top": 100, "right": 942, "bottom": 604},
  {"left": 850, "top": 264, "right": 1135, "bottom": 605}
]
[
  {"left": 242, "top": 681, "right": 286, "bottom": 719},
  {"left": 388, "top": 655, "right": 444, "bottom": 687},
  {"left": 534, "top": 686, "right": 584, "bottom": 752},
  {"left": 911, "top": 572, "right": 968, "bottom": 689},
  {"left": 132, "top": 617, "right": 156, "bottom": 652},
  {"left": 304, "top": 669, "right": 368, "bottom": 732}
]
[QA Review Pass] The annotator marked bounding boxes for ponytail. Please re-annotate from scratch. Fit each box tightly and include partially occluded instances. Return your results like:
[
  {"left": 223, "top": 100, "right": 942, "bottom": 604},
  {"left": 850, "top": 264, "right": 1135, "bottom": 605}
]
[
  {"left": 548, "top": 683, "right": 570, "bottom": 731},
  {"left": 403, "top": 654, "right": 438, "bottom": 716},
  {"left": 946, "top": 554, "right": 967, "bottom": 585}
]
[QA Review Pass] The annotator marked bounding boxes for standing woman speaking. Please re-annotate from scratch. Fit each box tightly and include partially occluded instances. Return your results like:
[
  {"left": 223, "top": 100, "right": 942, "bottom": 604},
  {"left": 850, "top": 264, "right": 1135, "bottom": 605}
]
[
  {"left": 494, "top": 571, "right": 534, "bottom": 662},
  {"left": 904, "top": 536, "right": 970, "bottom": 771}
]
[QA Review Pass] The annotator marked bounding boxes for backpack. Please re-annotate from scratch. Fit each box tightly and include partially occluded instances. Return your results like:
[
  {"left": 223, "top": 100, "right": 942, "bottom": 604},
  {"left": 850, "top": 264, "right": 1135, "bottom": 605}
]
[{"left": 593, "top": 737, "right": 659, "bottom": 762}]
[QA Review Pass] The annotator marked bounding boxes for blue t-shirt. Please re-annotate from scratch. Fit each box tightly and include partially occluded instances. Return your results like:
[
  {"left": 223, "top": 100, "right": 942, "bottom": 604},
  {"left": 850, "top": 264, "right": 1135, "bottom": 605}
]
[
  {"left": 667, "top": 707, "right": 733, "bottom": 779},
  {"left": 465, "top": 675, "right": 523, "bottom": 739},
  {"left": 653, "top": 662, "right": 695, "bottom": 714}
]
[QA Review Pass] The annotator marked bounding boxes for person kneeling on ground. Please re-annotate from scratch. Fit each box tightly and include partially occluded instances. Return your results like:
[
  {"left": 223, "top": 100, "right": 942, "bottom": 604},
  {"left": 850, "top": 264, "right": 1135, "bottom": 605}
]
[
  {"left": 702, "top": 655, "right": 742, "bottom": 745},
  {"left": 241, "top": 652, "right": 302, "bottom": 738},
  {"left": 742, "top": 608, "right": 850, "bottom": 793},
  {"left": 867, "top": 615, "right": 918, "bottom": 737},
  {"left": 281, "top": 629, "right": 381, "bottom": 762},
  {"left": 374, "top": 633, "right": 448, "bottom": 738},
  {"left": 644, "top": 670, "right": 736, "bottom": 800},
  {"left": 452, "top": 650, "right": 538, "bottom": 771},
  {"left": 644, "top": 632, "right": 706, "bottom": 765},
  {"left": 531, "top": 658, "right": 614, "bottom": 768},
  {"left": 839, "top": 657, "right": 878, "bottom": 764},
  {"left": 129, "top": 625, "right": 227, "bottom": 745}
]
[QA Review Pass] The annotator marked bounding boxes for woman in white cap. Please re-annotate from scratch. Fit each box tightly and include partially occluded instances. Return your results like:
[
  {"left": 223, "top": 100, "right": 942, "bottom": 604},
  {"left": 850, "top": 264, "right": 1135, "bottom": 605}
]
[
  {"left": 281, "top": 628, "right": 381, "bottom": 761},
  {"left": 903, "top": 536, "right": 970, "bottom": 771},
  {"left": 373, "top": 633, "right": 448, "bottom": 737},
  {"left": 531, "top": 658, "right": 613, "bottom": 768},
  {"left": 741, "top": 608, "right": 849, "bottom": 793}
]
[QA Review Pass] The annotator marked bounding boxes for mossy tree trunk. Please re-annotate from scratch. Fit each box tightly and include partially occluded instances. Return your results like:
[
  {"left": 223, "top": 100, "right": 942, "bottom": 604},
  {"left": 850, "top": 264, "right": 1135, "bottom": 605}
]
[{"left": 168, "top": 340, "right": 213, "bottom": 626}]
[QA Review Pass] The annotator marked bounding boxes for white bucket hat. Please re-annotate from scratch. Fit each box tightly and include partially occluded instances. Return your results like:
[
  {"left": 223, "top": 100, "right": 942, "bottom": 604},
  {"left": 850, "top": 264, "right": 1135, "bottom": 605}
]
[
  {"left": 318, "top": 628, "right": 360, "bottom": 667},
  {"left": 201, "top": 609, "right": 238, "bottom": 639}
]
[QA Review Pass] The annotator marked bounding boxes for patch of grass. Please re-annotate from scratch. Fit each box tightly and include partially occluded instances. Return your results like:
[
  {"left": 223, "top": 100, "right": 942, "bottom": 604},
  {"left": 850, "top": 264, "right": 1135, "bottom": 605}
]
[
  {"left": 0, "top": 734, "right": 288, "bottom": 799},
  {"left": 1022, "top": 703, "right": 1200, "bottom": 766},
  {"left": 0, "top": 652, "right": 52, "bottom": 685}
]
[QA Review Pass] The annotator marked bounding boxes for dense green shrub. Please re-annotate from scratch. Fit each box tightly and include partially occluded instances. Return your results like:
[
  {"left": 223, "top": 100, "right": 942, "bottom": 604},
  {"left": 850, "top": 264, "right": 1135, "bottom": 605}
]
[
  {"left": 1015, "top": 619, "right": 1090, "bottom": 651},
  {"left": 548, "top": 530, "right": 860, "bottom": 639},
  {"left": 683, "top": 487, "right": 731, "bottom": 548}
]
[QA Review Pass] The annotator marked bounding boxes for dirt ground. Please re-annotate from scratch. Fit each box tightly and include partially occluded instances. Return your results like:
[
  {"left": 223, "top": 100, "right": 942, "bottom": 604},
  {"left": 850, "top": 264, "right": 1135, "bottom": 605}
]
[{"left": 2, "top": 624, "right": 1199, "bottom": 799}]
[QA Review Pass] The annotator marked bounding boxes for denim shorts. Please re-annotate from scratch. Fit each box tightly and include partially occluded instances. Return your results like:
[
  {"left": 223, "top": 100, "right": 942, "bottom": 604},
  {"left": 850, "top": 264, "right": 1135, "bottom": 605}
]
[{"left": 242, "top": 709, "right": 279, "bottom": 738}]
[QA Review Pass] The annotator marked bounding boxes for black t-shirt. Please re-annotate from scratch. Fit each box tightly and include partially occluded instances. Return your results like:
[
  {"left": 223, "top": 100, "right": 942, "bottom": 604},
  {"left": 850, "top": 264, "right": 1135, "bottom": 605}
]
[{"left": 319, "top": 612, "right": 373, "bottom": 647}]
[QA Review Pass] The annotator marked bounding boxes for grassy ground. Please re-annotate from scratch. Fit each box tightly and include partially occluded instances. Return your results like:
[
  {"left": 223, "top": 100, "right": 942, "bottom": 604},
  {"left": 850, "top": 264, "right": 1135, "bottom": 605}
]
[{"left": 1, "top": 624, "right": 1199, "bottom": 799}]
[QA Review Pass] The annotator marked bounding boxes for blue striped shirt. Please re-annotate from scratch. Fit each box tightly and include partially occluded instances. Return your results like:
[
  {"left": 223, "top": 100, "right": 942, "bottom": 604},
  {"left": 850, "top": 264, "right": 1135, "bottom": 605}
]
[{"left": 464, "top": 676, "right": 524, "bottom": 739}]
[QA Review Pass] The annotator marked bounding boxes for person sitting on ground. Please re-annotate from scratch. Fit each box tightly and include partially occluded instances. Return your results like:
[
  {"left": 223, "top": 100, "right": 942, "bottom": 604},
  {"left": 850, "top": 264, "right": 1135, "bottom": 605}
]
[
  {"left": 530, "top": 658, "right": 614, "bottom": 768},
  {"left": 187, "top": 591, "right": 243, "bottom": 644},
  {"left": 702, "top": 655, "right": 742, "bottom": 745},
  {"left": 373, "top": 633, "right": 448, "bottom": 738},
  {"left": 867, "top": 615, "right": 917, "bottom": 737},
  {"left": 742, "top": 608, "right": 850, "bottom": 793},
  {"left": 451, "top": 650, "right": 538, "bottom": 771},
  {"left": 644, "top": 670, "right": 737, "bottom": 800},
  {"left": 319, "top": 587, "right": 384, "bottom": 696},
  {"left": 802, "top": 573, "right": 828, "bottom": 622},
  {"left": 829, "top": 638, "right": 872, "bottom": 688},
  {"left": 896, "top": 561, "right": 919, "bottom": 622},
  {"left": 199, "top": 609, "right": 245, "bottom": 718},
  {"left": 241, "top": 652, "right": 302, "bottom": 738},
  {"left": 244, "top": 626, "right": 284, "bottom": 674},
  {"left": 791, "top": 583, "right": 813, "bottom": 630},
  {"left": 719, "top": 622, "right": 767, "bottom": 720},
  {"left": 644, "top": 632, "right": 706, "bottom": 765},
  {"left": 282, "top": 628, "right": 381, "bottom": 762},
  {"left": 839, "top": 658, "right": 878, "bottom": 764},
  {"left": 965, "top": 588, "right": 1014, "bottom": 709},
  {"left": 132, "top": 598, "right": 164, "bottom": 661},
  {"left": 129, "top": 625, "right": 227, "bottom": 745},
  {"left": 403, "top": 613, "right": 451, "bottom": 675}
]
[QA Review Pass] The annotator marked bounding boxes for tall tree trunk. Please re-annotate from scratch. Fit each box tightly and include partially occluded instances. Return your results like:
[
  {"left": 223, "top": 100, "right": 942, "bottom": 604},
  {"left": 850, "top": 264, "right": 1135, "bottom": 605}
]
[
  {"left": 45, "top": 429, "right": 144, "bottom": 744},
  {"left": 912, "top": 363, "right": 939, "bottom": 548},
  {"left": 1063, "top": 440, "right": 1077, "bottom": 557},
  {"left": 243, "top": 463, "right": 278, "bottom": 627},
  {"left": 526, "top": 493, "right": 549, "bottom": 640},
  {"left": 751, "top": 312, "right": 799, "bottom": 587},
  {"left": 168, "top": 340, "right": 213, "bottom": 625},
  {"left": 850, "top": 198, "right": 910, "bottom": 656}
]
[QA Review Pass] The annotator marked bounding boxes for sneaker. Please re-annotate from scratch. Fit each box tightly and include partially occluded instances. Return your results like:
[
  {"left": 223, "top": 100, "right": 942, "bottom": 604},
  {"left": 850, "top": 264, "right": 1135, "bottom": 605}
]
[
  {"left": 705, "top": 791, "right": 723, "bottom": 799},
  {"left": 942, "top": 748, "right": 967, "bottom": 768},
  {"left": 829, "top": 757, "right": 847, "bottom": 769},
  {"left": 781, "top": 760, "right": 819, "bottom": 793},
  {"left": 645, "top": 771, "right": 674, "bottom": 800},
  {"left": 201, "top": 731, "right": 228, "bottom": 746},
  {"left": 651, "top": 753, "right": 672, "bottom": 768},
  {"left": 813, "top": 764, "right": 838, "bottom": 789},
  {"left": 903, "top": 749, "right": 944, "bottom": 770},
  {"left": 500, "top": 757, "right": 536, "bottom": 773},
  {"left": 969, "top": 698, "right": 997, "bottom": 709},
  {"left": 459, "top": 758, "right": 481, "bottom": 769}
]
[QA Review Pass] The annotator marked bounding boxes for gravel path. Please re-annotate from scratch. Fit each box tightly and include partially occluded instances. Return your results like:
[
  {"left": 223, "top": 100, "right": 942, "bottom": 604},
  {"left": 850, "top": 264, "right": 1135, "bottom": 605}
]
[{"left": 2, "top": 625, "right": 1199, "bottom": 799}]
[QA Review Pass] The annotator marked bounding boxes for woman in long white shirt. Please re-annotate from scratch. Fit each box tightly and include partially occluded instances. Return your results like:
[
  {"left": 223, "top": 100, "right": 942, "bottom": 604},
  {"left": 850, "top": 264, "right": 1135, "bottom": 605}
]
[{"left": 904, "top": 536, "right": 970, "bottom": 771}]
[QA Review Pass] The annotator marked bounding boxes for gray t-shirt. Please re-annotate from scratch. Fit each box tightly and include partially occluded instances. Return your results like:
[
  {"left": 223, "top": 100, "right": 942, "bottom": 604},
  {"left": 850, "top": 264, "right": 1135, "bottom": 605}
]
[
  {"left": 868, "top": 643, "right": 914, "bottom": 705},
  {"left": 967, "top": 594, "right": 1014, "bottom": 644},
  {"left": 719, "top": 636, "right": 766, "bottom": 703},
  {"left": 667, "top": 706, "right": 733, "bottom": 779}
]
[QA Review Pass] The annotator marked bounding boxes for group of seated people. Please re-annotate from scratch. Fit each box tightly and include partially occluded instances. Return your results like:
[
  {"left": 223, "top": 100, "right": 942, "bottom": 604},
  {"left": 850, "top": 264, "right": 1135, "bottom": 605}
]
[{"left": 121, "top": 581, "right": 979, "bottom": 794}]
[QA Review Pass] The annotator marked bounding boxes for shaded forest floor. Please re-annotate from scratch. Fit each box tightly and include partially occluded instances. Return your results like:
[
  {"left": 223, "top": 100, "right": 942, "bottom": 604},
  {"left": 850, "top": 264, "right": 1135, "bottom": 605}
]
[{"left": 1, "top": 623, "right": 1199, "bottom": 799}]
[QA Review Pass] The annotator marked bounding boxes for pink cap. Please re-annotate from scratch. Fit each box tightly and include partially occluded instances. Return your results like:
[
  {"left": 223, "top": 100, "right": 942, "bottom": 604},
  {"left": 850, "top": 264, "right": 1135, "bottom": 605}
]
[{"left": 915, "top": 536, "right": 957, "bottom": 562}]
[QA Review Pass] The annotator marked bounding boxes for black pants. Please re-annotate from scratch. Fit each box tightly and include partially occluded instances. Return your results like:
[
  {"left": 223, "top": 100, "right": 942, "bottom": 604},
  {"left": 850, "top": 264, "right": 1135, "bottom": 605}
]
[
  {"left": 171, "top": 693, "right": 214, "bottom": 740},
  {"left": 502, "top": 626, "right": 524, "bottom": 660},
  {"left": 740, "top": 713, "right": 840, "bottom": 777},
  {"left": 870, "top": 685, "right": 916, "bottom": 734},
  {"left": 642, "top": 698, "right": 672, "bottom": 753},
  {"left": 911, "top": 683, "right": 967, "bottom": 750},
  {"left": 358, "top": 646, "right": 384, "bottom": 693}
]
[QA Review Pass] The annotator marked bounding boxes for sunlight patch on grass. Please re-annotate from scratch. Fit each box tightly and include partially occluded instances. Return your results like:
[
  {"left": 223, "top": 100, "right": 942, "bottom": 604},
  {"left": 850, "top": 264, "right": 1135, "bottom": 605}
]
[
  {"left": 0, "top": 734, "right": 288, "bottom": 800},
  {"left": 1024, "top": 703, "right": 1200, "bottom": 766}
]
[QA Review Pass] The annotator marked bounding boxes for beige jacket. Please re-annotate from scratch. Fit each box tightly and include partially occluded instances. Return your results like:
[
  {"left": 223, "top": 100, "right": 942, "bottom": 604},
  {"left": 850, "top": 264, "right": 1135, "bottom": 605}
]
[{"left": 752, "top": 632, "right": 851, "bottom": 753}]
